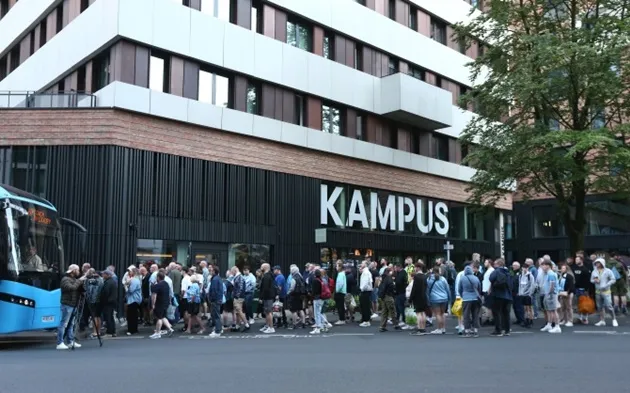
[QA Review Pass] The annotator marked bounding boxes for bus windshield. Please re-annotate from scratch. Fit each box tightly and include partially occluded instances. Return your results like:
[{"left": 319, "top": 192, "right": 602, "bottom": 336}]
[{"left": 2, "top": 200, "right": 65, "bottom": 290}]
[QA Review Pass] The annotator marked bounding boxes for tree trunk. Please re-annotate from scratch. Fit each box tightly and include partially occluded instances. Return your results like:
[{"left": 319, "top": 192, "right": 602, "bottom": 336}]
[{"left": 562, "top": 211, "right": 586, "bottom": 257}]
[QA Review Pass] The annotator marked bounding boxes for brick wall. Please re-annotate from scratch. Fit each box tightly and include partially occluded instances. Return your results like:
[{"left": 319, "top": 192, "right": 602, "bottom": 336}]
[{"left": 0, "top": 108, "right": 512, "bottom": 209}]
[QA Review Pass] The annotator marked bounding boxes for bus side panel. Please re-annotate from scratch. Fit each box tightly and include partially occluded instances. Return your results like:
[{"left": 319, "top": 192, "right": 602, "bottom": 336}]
[{"left": 0, "top": 281, "right": 61, "bottom": 334}]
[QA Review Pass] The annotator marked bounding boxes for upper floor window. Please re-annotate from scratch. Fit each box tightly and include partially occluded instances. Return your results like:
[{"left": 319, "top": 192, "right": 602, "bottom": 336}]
[
  {"left": 388, "top": 0, "right": 395, "bottom": 20},
  {"left": 92, "top": 52, "right": 110, "bottom": 92},
  {"left": 149, "top": 53, "right": 170, "bottom": 93},
  {"left": 388, "top": 57, "right": 399, "bottom": 75},
  {"left": 80, "top": 0, "right": 89, "bottom": 12},
  {"left": 323, "top": 32, "right": 333, "bottom": 60},
  {"left": 410, "top": 66, "right": 425, "bottom": 81},
  {"left": 355, "top": 0, "right": 366, "bottom": 5},
  {"left": 432, "top": 134, "right": 450, "bottom": 161},
  {"left": 0, "top": 56, "right": 7, "bottom": 82},
  {"left": 246, "top": 81, "right": 260, "bottom": 115},
  {"left": 287, "top": 19, "right": 312, "bottom": 52},
  {"left": 9, "top": 46, "right": 19, "bottom": 72},
  {"left": 459, "top": 86, "right": 469, "bottom": 109},
  {"left": 200, "top": 0, "right": 231, "bottom": 22},
  {"left": 295, "top": 94, "right": 305, "bottom": 127},
  {"left": 251, "top": 0, "right": 261, "bottom": 33},
  {"left": 40, "top": 19, "right": 48, "bottom": 48},
  {"left": 198, "top": 68, "right": 230, "bottom": 107},
  {"left": 0, "top": 0, "right": 8, "bottom": 19},
  {"left": 471, "top": 0, "right": 483, "bottom": 10},
  {"left": 356, "top": 114, "right": 366, "bottom": 141},
  {"left": 591, "top": 108, "right": 605, "bottom": 129},
  {"left": 322, "top": 103, "right": 342, "bottom": 135},
  {"left": 56, "top": 3, "right": 63, "bottom": 33},
  {"left": 354, "top": 44, "right": 363, "bottom": 70},
  {"left": 409, "top": 7, "right": 418, "bottom": 30},
  {"left": 430, "top": 18, "right": 447, "bottom": 45}
]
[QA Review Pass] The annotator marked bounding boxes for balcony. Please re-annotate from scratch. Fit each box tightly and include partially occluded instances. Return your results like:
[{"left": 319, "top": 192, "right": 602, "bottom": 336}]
[
  {"left": 376, "top": 72, "right": 453, "bottom": 130},
  {"left": 0, "top": 91, "right": 97, "bottom": 108}
]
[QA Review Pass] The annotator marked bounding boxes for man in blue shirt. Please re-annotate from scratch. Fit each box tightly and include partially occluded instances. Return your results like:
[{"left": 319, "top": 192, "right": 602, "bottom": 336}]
[
  {"left": 540, "top": 260, "right": 561, "bottom": 334},
  {"left": 274, "top": 266, "right": 288, "bottom": 328}
]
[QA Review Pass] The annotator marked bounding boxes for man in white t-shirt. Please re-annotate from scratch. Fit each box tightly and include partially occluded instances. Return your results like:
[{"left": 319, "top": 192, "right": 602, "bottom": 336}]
[{"left": 482, "top": 259, "right": 495, "bottom": 324}]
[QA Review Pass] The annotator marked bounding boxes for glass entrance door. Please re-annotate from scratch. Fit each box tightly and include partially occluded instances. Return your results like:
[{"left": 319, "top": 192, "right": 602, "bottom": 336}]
[{"left": 193, "top": 246, "right": 228, "bottom": 277}]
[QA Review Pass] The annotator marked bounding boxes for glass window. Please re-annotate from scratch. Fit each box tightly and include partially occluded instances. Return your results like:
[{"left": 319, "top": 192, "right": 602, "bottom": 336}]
[
  {"left": 287, "top": 20, "right": 312, "bottom": 52},
  {"left": 533, "top": 206, "right": 564, "bottom": 237},
  {"left": 459, "top": 86, "right": 469, "bottom": 109},
  {"left": 246, "top": 81, "right": 259, "bottom": 114},
  {"left": 356, "top": 114, "right": 365, "bottom": 141},
  {"left": 323, "top": 32, "right": 333, "bottom": 60},
  {"left": 388, "top": 0, "right": 395, "bottom": 20},
  {"left": 354, "top": 44, "right": 363, "bottom": 70},
  {"left": 149, "top": 55, "right": 167, "bottom": 92},
  {"left": 215, "top": 74, "right": 229, "bottom": 107},
  {"left": 430, "top": 18, "right": 447, "bottom": 45},
  {"left": 198, "top": 69, "right": 213, "bottom": 104},
  {"left": 136, "top": 239, "right": 183, "bottom": 267},
  {"left": 471, "top": 0, "right": 482, "bottom": 9},
  {"left": 200, "top": 0, "right": 230, "bottom": 21},
  {"left": 388, "top": 57, "right": 398, "bottom": 75},
  {"left": 198, "top": 69, "right": 229, "bottom": 107},
  {"left": 410, "top": 66, "right": 424, "bottom": 81},
  {"left": 91, "top": 52, "right": 110, "bottom": 92},
  {"left": 295, "top": 94, "right": 305, "bottom": 126},
  {"left": 228, "top": 243, "right": 271, "bottom": 272},
  {"left": 431, "top": 134, "right": 449, "bottom": 161},
  {"left": 56, "top": 3, "right": 63, "bottom": 33},
  {"left": 448, "top": 203, "right": 467, "bottom": 239},
  {"left": 505, "top": 212, "right": 515, "bottom": 240},
  {"left": 9, "top": 46, "right": 19, "bottom": 72},
  {"left": 591, "top": 108, "right": 605, "bottom": 129},
  {"left": 0, "top": 0, "right": 7, "bottom": 19},
  {"left": 586, "top": 200, "right": 630, "bottom": 235},
  {"left": 409, "top": 7, "right": 418, "bottom": 30},
  {"left": 549, "top": 118, "right": 560, "bottom": 131},
  {"left": 251, "top": 1, "right": 259, "bottom": 32},
  {"left": 466, "top": 209, "right": 486, "bottom": 240},
  {"left": 322, "top": 104, "right": 342, "bottom": 135}
]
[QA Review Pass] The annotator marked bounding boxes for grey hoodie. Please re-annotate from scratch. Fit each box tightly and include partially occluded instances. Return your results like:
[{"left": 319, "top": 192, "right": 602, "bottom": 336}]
[
  {"left": 590, "top": 258, "right": 616, "bottom": 294},
  {"left": 518, "top": 269, "right": 535, "bottom": 297}
]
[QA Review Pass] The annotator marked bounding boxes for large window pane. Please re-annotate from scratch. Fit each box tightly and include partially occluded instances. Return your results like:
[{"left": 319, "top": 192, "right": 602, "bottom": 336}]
[
  {"left": 431, "top": 134, "right": 449, "bottom": 161},
  {"left": 149, "top": 56, "right": 165, "bottom": 92},
  {"left": 322, "top": 104, "right": 341, "bottom": 135},
  {"left": 287, "top": 20, "right": 312, "bottom": 51},
  {"left": 430, "top": 18, "right": 447, "bottom": 45},
  {"left": 586, "top": 200, "right": 630, "bottom": 235},
  {"left": 200, "top": 0, "right": 230, "bottom": 21},
  {"left": 228, "top": 243, "right": 270, "bottom": 272},
  {"left": 198, "top": 70, "right": 213, "bottom": 104},
  {"left": 246, "top": 82, "right": 258, "bottom": 114},
  {"left": 533, "top": 206, "right": 564, "bottom": 237},
  {"left": 215, "top": 74, "right": 229, "bottom": 107}
]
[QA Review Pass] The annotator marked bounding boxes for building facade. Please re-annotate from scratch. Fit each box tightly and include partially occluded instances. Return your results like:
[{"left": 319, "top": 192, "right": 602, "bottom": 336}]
[{"left": 0, "top": 0, "right": 511, "bottom": 274}]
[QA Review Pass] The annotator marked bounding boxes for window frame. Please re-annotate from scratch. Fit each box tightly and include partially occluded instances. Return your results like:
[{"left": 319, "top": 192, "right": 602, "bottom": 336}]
[
  {"left": 322, "top": 102, "right": 343, "bottom": 136},
  {"left": 430, "top": 18, "right": 447, "bottom": 45}
]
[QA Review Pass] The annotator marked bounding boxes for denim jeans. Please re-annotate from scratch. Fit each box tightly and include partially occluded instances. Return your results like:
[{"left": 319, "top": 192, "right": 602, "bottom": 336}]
[
  {"left": 244, "top": 293, "right": 254, "bottom": 320},
  {"left": 313, "top": 299, "right": 324, "bottom": 328},
  {"left": 57, "top": 304, "right": 75, "bottom": 345},
  {"left": 395, "top": 294, "right": 406, "bottom": 323},
  {"left": 211, "top": 301, "right": 222, "bottom": 333}
]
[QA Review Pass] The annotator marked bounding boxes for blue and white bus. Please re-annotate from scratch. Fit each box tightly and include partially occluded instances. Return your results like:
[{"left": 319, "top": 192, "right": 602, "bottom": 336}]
[{"left": 0, "top": 184, "right": 85, "bottom": 334}]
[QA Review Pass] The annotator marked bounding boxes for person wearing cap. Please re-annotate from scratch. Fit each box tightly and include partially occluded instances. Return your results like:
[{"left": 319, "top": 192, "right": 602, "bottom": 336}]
[
  {"left": 591, "top": 257, "right": 618, "bottom": 327},
  {"left": 56, "top": 264, "right": 85, "bottom": 350},
  {"left": 273, "top": 265, "right": 288, "bottom": 328},
  {"left": 100, "top": 269, "right": 118, "bottom": 337}
]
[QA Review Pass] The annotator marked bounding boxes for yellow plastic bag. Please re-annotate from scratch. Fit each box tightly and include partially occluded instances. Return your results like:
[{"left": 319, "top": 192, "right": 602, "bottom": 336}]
[{"left": 451, "top": 298, "right": 463, "bottom": 317}]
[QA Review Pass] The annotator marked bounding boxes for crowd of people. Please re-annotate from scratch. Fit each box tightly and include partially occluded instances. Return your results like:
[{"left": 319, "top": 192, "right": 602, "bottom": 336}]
[{"left": 55, "top": 250, "right": 629, "bottom": 348}]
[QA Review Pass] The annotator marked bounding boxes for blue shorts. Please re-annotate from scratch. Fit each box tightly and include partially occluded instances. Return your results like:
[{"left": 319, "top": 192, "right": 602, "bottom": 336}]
[{"left": 371, "top": 289, "right": 379, "bottom": 302}]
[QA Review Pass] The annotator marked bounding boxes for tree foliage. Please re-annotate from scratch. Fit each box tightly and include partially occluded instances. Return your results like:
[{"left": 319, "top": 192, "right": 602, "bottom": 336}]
[{"left": 454, "top": 0, "right": 630, "bottom": 254}]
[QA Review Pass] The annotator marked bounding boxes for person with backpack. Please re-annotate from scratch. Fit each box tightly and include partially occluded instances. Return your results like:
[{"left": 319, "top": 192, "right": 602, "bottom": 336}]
[
  {"left": 591, "top": 257, "right": 618, "bottom": 328},
  {"left": 488, "top": 258, "right": 513, "bottom": 336},
  {"left": 458, "top": 264, "right": 482, "bottom": 338},
  {"left": 288, "top": 264, "right": 306, "bottom": 329},
  {"left": 517, "top": 262, "right": 535, "bottom": 328},
  {"left": 310, "top": 268, "right": 332, "bottom": 334},
  {"left": 84, "top": 268, "right": 104, "bottom": 340},
  {"left": 378, "top": 267, "right": 397, "bottom": 333},
  {"left": 207, "top": 265, "right": 225, "bottom": 338},
  {"left": 222, "top": 273, "right": 236, "bottom": 332},
  {"left": 609, "top": 255, "right": 628, "bottom": 315},
  {"left": 426, "top": 266, "right": 451, "bottom": 334}
]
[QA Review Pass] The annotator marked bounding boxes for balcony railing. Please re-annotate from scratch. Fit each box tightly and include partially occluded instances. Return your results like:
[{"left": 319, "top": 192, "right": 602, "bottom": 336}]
[{"left": 0, "top": 91, "right": 97, "bottom": 109}]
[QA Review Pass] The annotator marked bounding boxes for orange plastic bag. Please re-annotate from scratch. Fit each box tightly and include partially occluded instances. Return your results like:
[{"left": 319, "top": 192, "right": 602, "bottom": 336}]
[{"left": 578, "top": 295, "right": 595, "bottom": 315}]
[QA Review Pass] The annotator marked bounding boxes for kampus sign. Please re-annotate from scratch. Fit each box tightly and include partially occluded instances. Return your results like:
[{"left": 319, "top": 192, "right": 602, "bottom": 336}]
[{"left": 320, "top": 184, "right": 449, "bottom": 235}]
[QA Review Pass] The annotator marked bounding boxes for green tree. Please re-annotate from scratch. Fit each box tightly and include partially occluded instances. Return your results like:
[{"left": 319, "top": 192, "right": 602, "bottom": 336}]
[{"left": 454, "top": 0, "right": 630, "bottom": 255}]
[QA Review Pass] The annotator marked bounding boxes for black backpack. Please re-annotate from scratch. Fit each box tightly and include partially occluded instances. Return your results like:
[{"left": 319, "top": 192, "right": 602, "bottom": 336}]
[
  {"left": 493, "top": 270, "right": 509, "bottom": 290},
  {"left": 294, "top": 275, "right": 306, "bottom": 295}
]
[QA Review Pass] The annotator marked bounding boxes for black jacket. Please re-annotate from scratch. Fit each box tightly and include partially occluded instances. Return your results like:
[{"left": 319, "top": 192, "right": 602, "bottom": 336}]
[
  {"left": 346, "top": 273, "right": 357, "bottom": 294},
  {"left": 100, "top": 277, "right": 118, "bottom": 306},
  {"left": 378, "top": 274, "right": 395, "bottom": 298},
  {"left": 60, "top": 274, "right": 83, "bottom": 307},
  {"left": 572, "top": 265, "right": 592, "bottom": 290},
  {"left": 260, "top": 271, "right": 276, "bottom": 300},
  {"left": 561, "top": 273, "right": 575, "bottom": 294},
  {"left": 410, "top": 273, "right": 428, "bottom": 310},
  {"left": 394, "top": 270, "right": 408, "bottom": 295},
  {"left": 311, "top": 277, "right": 322, "bottom": 300},
  {"left": 142, "top": 274, "right": 151, "bottom": 299}
]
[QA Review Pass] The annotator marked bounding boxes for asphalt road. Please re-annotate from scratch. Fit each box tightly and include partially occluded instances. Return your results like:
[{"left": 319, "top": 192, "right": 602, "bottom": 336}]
[{"left": 1, "top": 316, "right": 629, "bottom": 393}]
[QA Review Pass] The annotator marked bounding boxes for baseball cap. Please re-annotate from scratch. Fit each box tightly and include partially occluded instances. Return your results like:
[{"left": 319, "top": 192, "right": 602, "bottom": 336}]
[
  {"left": 66, "top": 264, "right": 80, "bottom": 274},
  {"left": 272, "top": 265, "right": 281, "bottom": 271}
]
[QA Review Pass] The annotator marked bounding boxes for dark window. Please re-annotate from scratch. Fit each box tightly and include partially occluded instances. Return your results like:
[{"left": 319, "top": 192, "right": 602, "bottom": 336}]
[
  {"left": 410, "top": 131, "right": 420, "bottom": 154},
  {"left": 0, "top": 56, "right": 7, "bottom": 81},
  {"left": 591, "top": 108, "right": 605, "bottom": 129},
  {"left": 286, "top": 19, "right": 312, "bottom": 52},
  {"left": 40, "top": 19, "right": 47, "bottom": 47},
  {"left": 323, "top": 32, "right": 333, "bottom": 60},
  {"left": 295, "top": 94, "right": 305, "bottom": 126},
  {"left": 251, "top": 0, "right": 261, "bottom": 33},
  {"left": 80, "top": 0, "right": 89, "bottom": 12},
  {"left": 246, "top": 80, "right": 260, "bottom": 115},
  {"left": 56, "top": 4, "right": 63, "bottom": 33},
  {"left": 354, "top": 0, "right": 366, "bottom": 5},
  {"left": 459, "top": 86, "right": 468, "bottom": 109},
  {"left": 409, "top": 7, "right": 418, "bottom": 30},
  {"left": 356, "top": 114, "right": 365, "bottom": 141},
  {"left": 533, "top": 206, "right": 565, "bottom": 237},
  {"left": 431, "top": 134, "right": 449, "bottom": 161},
  {"left": 77, "top": 65, "right": 86, "bottom": 92},
  {"left": 322, "top": 103, "right": 342, "bottom": 135},
  {"left": 549, "top": 118, "right": 560, "bottom": 131},
  {"left": 388, "top": 56, "right": 398, "bottom": 75},
  {"left": 435, "top": 75, "right": 443, "bottom": 88},
  {"left": 0, "top": 0, "right": 7, "bottom": 19},
  {"left": 29, "top": 31, "right": 35, "bottom": 56},
  {"left": 388, "top": 125, "right": 398, "bottom": 148},
  {"left": 471, "top": 0, "right": 483, "bottom": 9},
  {"left": 410, "top": 66, "right": 424, "bottom": 81},
  {"left": 9, "top": 46, "right": 19, "bottom": 72},
  {"left": 478, "top": 42, "right": 485, "bottom": 57},
  {"left": 354, "top": 44, "right": 363, "bottom": 70},
  {"left": 91, "top": 52, "right": 110, "bottom": 92},
  {"left": 58, "top": 79, "right": 65, "bottom": 93},
  {"left": 430, "top": 18, "right": 447, "bottom": 45},
  {"left": 149, "top": 51, "right": 170, "bottom": 93},
  {"left": 388, "top": 0, "right": 395, "bottom": 20},
  {"left": 459, "top": 39, "right": 466, "bottom": 54}
]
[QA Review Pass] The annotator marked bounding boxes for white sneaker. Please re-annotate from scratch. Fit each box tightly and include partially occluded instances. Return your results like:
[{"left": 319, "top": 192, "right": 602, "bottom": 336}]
[
  {"left": 549, "top": 326, "right": 562, "bottom": 334},
  {"left": 259, "top": 326, "right": 269, "bottom": 332},
  {"left": 564, "top": 322, "right": 573, "bottom": 327},
  {"left": 359, "top": 322, "right": 371, "bottom": 327},
  {"left": 402, "top": 324, "right": 413, "bottom": 330},
  {"left": 264, "top": 327, "right": 275, "bottom": 334},
  {"left": 612, "top": 319, "right": 619, "bottom": 327},
  {"left": 70, "top": 341, "right": 81, "bottom": 348},
  {"left": 595, "top": 320, "right": 606, "bottom": 327},
  {"left": 559, "top": 321, "right": 566, "bottom": 326},
  {"left": 430, "top": 329, "right": 443, "bottom": 335},
  {"left": 540, "top": 324, "right": 552, "bottom": 332},
  {"left": 398, "top": 321, "right": 406, "bottom": 327},
  {"left": 334, "top": 320, "right": 346, "bottom": 325},
  {"left": 310, "top": 328, "right": 321, "bottom": 335},
  {"left": 149, "top": 333, "right": 161, "bottom": 339},
  {"left": 249, "top": 319, "right": 255, "bottom": 325},
  {"left": 56, "top": 343, "right": 69, "bottom": 350},
  {"left": 208, "top": 332, "right": 221, "bottom": 338},
  {"left": 370, "top": 313, "right": 379, "bottom": 320},
  {"left": 326, "top": 322, "right": 333, "bottom": 329}
]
